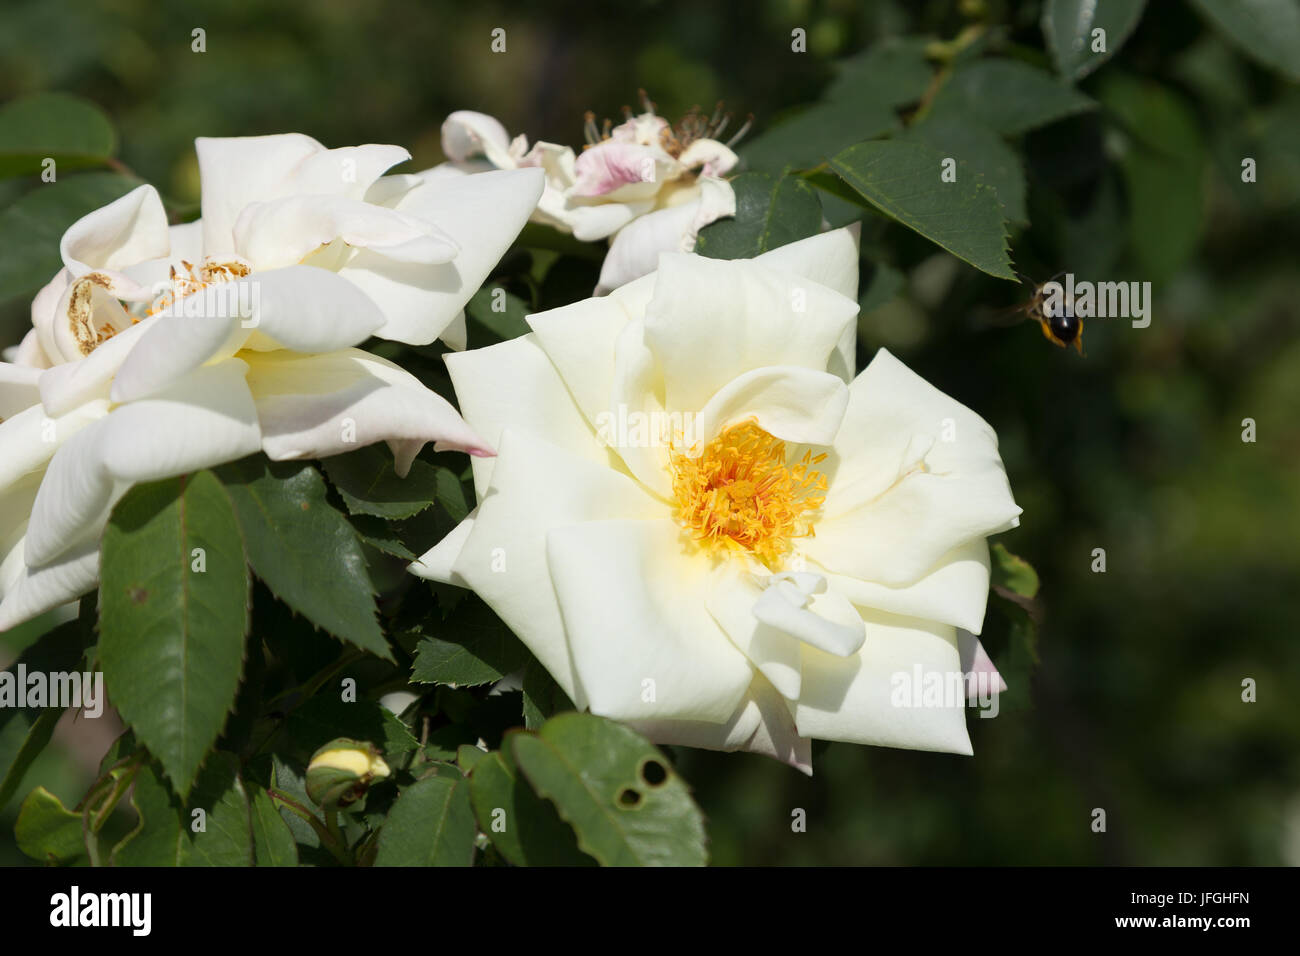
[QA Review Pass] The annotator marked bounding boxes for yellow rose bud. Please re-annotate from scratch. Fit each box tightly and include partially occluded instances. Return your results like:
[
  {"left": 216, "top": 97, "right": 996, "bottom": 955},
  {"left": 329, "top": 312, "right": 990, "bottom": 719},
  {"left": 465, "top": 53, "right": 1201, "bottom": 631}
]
[{"left": 305, "top": 738, "right": 391, "bottom": 811}]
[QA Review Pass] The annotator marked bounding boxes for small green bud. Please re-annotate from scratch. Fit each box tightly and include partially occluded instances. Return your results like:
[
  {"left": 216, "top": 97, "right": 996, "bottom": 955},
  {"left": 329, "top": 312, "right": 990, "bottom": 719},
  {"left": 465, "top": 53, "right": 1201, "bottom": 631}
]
[{"left": 306, "top": 738, "right": 391, "bottom": 812}]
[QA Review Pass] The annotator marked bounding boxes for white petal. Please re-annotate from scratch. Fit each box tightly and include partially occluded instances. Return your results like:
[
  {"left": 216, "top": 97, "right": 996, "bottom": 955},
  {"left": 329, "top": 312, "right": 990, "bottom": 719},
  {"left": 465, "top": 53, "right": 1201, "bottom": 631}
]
[
  {"left": 10, "top": 329, "right": 53, "bottom": 369},
  {"left": 0, "top": 401, "right": 107, "bottom": 492},
  {"left": 813, "top": 539, "right": 993, "bottom": 635},
  {"left": 245, "top": 348, "right": 490, "bottom": 467},
  {"left": 440, "top": 310, "right": 467, "bottom": 351},
  {"left": 0, "top": 539, "right": 99, "bottom": 634},
  {"left": 59, "top": 184, "right": 170, "bottom": 299},
  {"left": 39, "top": 314, "right": 162, "bottom": 416},
  {"left": 444, "top": 333, "right": 612, "bottom": 499},
  {"left": 706, "top": 563, "right": 803, "bottom": 699},
  {"left": 0, "top": 362, "right": 42, "bottom": 419},
  {"left": 755, "top": 223, "right": 861, "bottom": 301},
  {"left": 527, "top": 294, "right": 634, "bottom": 426},
  {"left": 804, "top": 349, "right": 1021, "bottom": 586},
  {"left": 449, "top": 429, "right": 666, "bottom": 708},
  {"left": 627, "top": 673, "right": 812, "bottom": 775},
  {"left": 338, "top": 167, "right": 544, "bottom": 345},
  {"left": 409, "top": 508, "right": 476, "bottom": 584},
  {"left": 794, "top": 607, "right": 973, "bottom": 754},
  {"left": 752, "top": 572, "right": 865, "bottom": 657},
  {"left": 642, "top": 252, "right": 858, "bottom": 412},
  {"left": 197, "top": 134, "right": 409, "bottom": 258},
  {"left": 233, "top": 195, "right": 458, "bottom": 271},
  {"left": 692, "top": 365, "right": 849, "bottom": 448},
  {"left": 110, "top": 265, "right": 385, "bottom": 404},
  {"left": 545, "top": 517, "right": 754, "bottom": 722},
  {"left": 441, "top": 111, "right": 516, "bottom": 169},
  {"left": 677, "top": 139, "right": 740, "bottom": 177},
  {"left": 25, "top": 361, "right": 261, "bottom": 566},
  {"left": 594, "top": 201, "right": 700, "bottom": 295}
]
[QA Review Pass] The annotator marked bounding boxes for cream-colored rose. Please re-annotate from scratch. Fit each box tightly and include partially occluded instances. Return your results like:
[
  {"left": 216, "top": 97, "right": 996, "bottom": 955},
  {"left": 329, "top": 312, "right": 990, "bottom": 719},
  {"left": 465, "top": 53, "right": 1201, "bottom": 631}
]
[
  {"left": 0, "top": 133, "right": 544, "bottom": 630},
  {"left": 412, "top": 228, "right": 1021, "bottom": 773}
]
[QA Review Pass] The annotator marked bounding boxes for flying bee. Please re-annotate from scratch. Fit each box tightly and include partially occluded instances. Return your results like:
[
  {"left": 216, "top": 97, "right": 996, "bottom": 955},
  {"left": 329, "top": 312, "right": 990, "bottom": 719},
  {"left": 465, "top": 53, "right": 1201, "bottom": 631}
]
[
  {"left": 1022, "top": 273, "right": 1083, "bottom": 354},
  {"left": 980, "top": 272, "right": 1084, "bottom": 355}
]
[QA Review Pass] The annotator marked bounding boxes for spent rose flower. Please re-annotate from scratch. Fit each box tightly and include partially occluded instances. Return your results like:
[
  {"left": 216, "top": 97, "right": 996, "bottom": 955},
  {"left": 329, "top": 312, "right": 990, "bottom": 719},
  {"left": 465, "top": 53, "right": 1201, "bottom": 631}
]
[
  {"left": 439, "top": 93, "right": 744, "bottom": 294},
  {"left": 411, "top": 228, "right": 1022, "bottom": 772},
  {"left": 0, "top": 133, "right": 544, "bottom": 630}
]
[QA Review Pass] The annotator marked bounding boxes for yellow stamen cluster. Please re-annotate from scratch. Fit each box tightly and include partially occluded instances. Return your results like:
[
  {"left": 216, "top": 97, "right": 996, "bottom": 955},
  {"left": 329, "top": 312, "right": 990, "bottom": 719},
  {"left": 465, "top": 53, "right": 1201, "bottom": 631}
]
[
  {"left": 669, "top": 420, "right": 827, "bottom": 566},
  {"left": 145, "top": 260, "right": 249, "bottom": 317}
]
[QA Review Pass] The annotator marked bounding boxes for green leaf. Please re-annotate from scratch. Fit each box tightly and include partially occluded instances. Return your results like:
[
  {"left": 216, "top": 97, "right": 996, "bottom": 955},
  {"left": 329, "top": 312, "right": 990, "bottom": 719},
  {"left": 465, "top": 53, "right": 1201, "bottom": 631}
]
[
  {"left": 0, "top": 172, "right": 140, "bottom": 301},
  {"left": 15, "top": 787, "right": 88, "bottom": 865},
  {"left": 0, "top": 93, "right": 117, "bottom": 177},
  {"left": 469, "top": 749, "right": 594, "bottom": 866},
  {"left": 510, "top": 713, "right": 707, "bottom": 866},
  {"left": 902, "top": 115, "right": 1027, "bottom": 224},
  {"left": 696, "top": 171, "right": 823, "bottom": 260},
  {"left": 830, "top": 140, "right": 1015, "bottom": 280},
  {"left": 411, "top": 597, "right": 528, "bottom": 687},
  {"left": 282, "top": 695, "right": 419, "bottom": 767},
  {"left": 521, "top": 658, "right": 574, "bottom": 730},
  {"left": 991, "top": 542, "right": 1041, "bottom": 599},
  {"left": 1043, "top": 0, "right": 1147, "bottom": 81},
  {"left": 1099, "top": 75, "right": 1206, "bottom": 283},
  {"left": 466, "top": 284, "right": 532, "bottom": 341},
  {"left": 217, "top": 456, "right": 390, "bottom": 661},
  {"left": 349, "top": 514, "right": 416, "bottom": 560},
  {"left": 322, "top": 444, "right": 444, "bottom": 520},
  {"left": 99, "top": 471, "right": 248, "bottom": 796},
  {"left": 250, "top": 785, "right": 298, "bottom": 866},
  {"left": 742, "top": 98, "right": 899, "bottom": 172},
  {"left": 928, "top": 59, "right": 1095, "bottom": 134},
  {"left": 823, "top": 37, "right": 935, "bottom": 107},
  {"left": 1189, "top": 0, "right": 1300, "bottom": 81},
  {"left": 0, "top": 620, "right": 86, "bottom": 811},
  {"left": 373, "top": 775, "right": 476, "bottom": 866},
  {"left": 112, "top": 754, "right": 254, "bottom": 866},
  {"left": 457, "top": 743, "right": 488, "bottom": 773}
]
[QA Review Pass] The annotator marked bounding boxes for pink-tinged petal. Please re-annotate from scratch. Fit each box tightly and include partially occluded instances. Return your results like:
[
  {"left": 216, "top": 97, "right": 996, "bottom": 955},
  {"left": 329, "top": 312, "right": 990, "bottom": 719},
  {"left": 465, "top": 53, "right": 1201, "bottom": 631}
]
[
  {"left": 958, "top": 628, "right": 1008, "bottom": 702},
  {"left": 571, "top": 141, "right": 675, "bottom": 198},
  {"left": 245, "top": 348, "right": 491, "bottom": 470},
  {"left": 441, "top": 110, "right": 516, "bottom": 169}
]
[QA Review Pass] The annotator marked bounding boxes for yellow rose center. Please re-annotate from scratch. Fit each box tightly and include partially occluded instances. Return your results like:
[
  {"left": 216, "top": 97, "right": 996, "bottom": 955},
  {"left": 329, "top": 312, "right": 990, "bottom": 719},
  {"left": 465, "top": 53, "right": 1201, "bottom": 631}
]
[{"left": 669, "top": 420, "right": 827, "bottom": 566}]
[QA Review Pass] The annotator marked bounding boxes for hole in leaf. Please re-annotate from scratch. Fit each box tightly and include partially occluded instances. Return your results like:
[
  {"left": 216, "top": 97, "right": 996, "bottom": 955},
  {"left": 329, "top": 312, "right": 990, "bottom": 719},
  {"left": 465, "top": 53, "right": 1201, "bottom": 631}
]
[
  {"left": 639, "top": 758, "right": 668, "bottom": 787},
  {"left": 617, "top": 787, "right": 642, "bottom": 808}
]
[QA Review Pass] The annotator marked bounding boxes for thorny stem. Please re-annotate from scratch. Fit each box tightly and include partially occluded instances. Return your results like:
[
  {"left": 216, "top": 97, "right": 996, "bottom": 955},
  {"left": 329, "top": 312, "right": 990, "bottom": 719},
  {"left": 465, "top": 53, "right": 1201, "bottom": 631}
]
[{"left": 269, "top": 788, "right": 353, "bottom": 866}]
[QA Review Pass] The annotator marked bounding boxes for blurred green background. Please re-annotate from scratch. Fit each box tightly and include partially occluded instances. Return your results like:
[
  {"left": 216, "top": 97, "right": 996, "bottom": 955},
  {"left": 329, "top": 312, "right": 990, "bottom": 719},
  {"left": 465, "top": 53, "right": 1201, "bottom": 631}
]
[{"left": 2, "top": 0, "right": 1298, "bottom": 865}]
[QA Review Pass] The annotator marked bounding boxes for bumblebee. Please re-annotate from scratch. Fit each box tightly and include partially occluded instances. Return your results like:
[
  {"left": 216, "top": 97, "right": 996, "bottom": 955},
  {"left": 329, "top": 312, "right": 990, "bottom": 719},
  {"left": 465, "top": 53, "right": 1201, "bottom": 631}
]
[{"left": 1010, "top": 273, "right": 1083, "bottom": 355}]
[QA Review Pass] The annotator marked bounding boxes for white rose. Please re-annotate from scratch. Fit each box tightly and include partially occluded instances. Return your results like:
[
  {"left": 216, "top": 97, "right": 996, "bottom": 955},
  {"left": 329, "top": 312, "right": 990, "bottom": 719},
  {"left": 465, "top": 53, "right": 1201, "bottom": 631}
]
[
  {"left": 440, "top": 98, "right": 743, "bottom": 295},
  {"left": 0, "top": 133, "right": 544, "bottom": 630},
  {"left": 411, "top": 228, "right": 1022, "bottom": 773}
]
